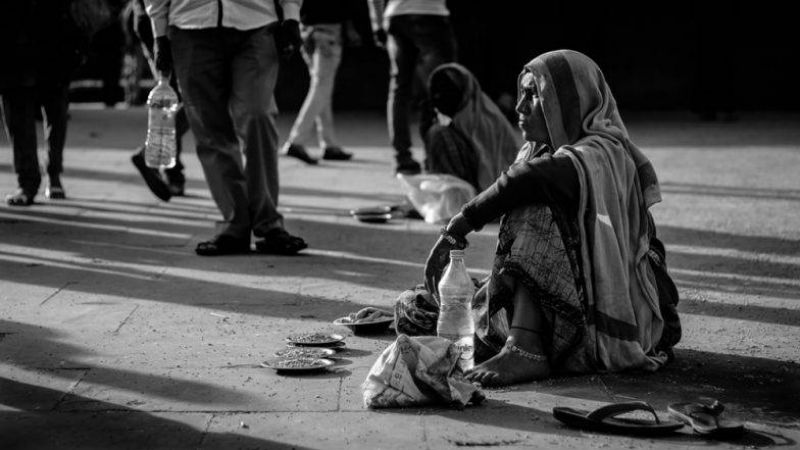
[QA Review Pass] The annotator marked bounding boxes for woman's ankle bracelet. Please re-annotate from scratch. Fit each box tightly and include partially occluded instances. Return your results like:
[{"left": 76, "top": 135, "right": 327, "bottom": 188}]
[{"left": 507, "top": 343, "right": 548, "bottom": 363}]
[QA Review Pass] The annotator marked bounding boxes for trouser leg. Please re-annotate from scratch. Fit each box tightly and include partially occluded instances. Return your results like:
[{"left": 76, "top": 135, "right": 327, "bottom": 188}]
[
  {"left": 286, "top": 24, "right": 342, "bottom": 149},
  {"left": 386, "top": 19, "right": 418, "bottom": 158},
  {"left": 409, "top": 16, "right": 457, "bottom": 151},
  {"left": 39, "top": 83, "right": 70, "bottom": 179},
  {"left": 228, "top": 27, "right": 283, "bottom": 237},
  {"left": 171, "top": 27, "right": 251, "bottom": 239},
  {"left": 1, "top": 88, "right": 41, "bottom": 195}
]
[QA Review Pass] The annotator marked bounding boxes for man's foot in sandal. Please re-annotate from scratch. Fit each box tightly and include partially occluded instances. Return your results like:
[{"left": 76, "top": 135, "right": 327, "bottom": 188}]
[
  {"left": 668, "top": 399, "right": 744, "bottom": 438},
  {"left": 5, "top": 190, "right": 35, "bottom": 206},
  {"left": 195, "top": 235, "right": 251, "bottom": 256},
  {"left": 465, "top": 337, "right": 550, "bottom": 386},
  {"left": 255, "top": 228, "right": 307, "bottom": 255},
  {"left": 553, "top": 401, "right": 684, "bottom": 436},
  {"left": 45, "top": 184, "right": 66, "bottom": 200}
]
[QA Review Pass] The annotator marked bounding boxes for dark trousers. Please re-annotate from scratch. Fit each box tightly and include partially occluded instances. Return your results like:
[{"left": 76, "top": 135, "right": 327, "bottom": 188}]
[
  {"left": 386, "top": 15, "right": 456, "bottom": 158},
  {"left": 170, "top": 26, "right": 282, "bottom": 239},
  {"left": 1, "top": 83, "right": 69, "bottom": 196}
]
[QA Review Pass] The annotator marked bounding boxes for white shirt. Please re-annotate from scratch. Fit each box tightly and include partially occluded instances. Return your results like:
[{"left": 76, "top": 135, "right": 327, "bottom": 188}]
[
  {"left": 368, "top": 0, "right": 449, "bottom": 31},
  {"left": 145, "top": 0, "right": 301, "bottom": 37}
]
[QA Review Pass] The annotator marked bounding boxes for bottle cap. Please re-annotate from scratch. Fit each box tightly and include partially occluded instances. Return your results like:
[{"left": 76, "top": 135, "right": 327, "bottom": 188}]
[{"left": 449, "top": 249, "right": 465, "bottom": 258}]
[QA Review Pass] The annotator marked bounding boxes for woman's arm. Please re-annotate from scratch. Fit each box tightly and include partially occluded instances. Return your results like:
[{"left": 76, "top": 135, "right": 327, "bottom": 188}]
[{"left": 459, "top": 152, "right": 580, "bottom": 232}]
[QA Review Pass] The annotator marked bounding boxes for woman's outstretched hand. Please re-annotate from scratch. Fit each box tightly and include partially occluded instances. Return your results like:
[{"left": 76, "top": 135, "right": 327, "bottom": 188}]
[
  {"left": 425, "top": 213, "right": 473, "bottom": 298},
  {"left": 424, "top": 235, "right": 457, "bottom": 298}
]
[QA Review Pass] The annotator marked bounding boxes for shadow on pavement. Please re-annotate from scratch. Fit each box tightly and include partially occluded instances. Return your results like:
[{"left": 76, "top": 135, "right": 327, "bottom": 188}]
[
  {"left": 601, "top": 348, "right": 800, "bottom": 427},
  {"left": 0, "top": 320, "right": 253, "bottom": 407},
  {"left": 0, "top": 377, "right": 311, "bottom": 450}
]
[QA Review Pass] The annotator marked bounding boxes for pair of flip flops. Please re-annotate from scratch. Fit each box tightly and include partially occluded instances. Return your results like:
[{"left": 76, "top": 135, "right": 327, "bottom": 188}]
[{"left": 554, "top": 399, "right": 743, "bottom": 438}]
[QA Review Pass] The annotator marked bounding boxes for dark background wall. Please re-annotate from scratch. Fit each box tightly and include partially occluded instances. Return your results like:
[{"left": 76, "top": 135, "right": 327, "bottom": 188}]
[{"left": 275, "top": 1, "right": 798, "bottom": 112}]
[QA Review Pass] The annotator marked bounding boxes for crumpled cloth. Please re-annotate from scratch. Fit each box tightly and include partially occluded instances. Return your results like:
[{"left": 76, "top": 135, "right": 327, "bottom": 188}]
[{"left": 362, "top": 335, "right": 484, "bottom": 409}]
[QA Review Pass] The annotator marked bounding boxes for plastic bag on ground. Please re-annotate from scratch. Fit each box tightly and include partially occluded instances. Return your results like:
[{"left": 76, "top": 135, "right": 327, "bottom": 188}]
[{"left": 397, "top": 174, "right": 476, "bottom": 224}]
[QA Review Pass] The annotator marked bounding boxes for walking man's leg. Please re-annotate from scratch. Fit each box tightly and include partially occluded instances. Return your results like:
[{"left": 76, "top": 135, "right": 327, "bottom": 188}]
[
  {"left": 386, "top": 17, "right": 421, "bottom": 174},
  {"left": 40, "top": 83, "right": 70, "bottom": 199},
  {"left": 172, "top": 27, "right": 252, "bottom": 255},
  {"left": 230, "top": 27, "right": 306, "bottom": 255},
  {"left": 2, "top": 87, "right": 41, "bottom": 206}
]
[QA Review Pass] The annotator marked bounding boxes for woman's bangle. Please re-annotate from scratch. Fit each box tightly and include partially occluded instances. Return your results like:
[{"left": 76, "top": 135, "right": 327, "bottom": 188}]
[{"left": 440, "top": 227, "right": 468, "bottom": 248}]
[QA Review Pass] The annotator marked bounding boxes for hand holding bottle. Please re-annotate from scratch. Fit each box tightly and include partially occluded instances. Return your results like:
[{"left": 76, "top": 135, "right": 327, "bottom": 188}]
[
  {"left": 277, "top": 19, "right": 302, "bottom": 59},
  {"left": 424, "top": 214, "right": 471, "bottom": 297}
]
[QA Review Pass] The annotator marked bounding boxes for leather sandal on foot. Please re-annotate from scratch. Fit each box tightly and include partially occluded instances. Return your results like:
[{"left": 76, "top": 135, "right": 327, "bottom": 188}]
[
  {"left": 668, "top": 399, "right": 744, "bottom": 438},
  {"left": 553, "top": 401, "right": 683, "bottom": 436},
  {"left": 45, "top": 185, "right": 66, "bottom": 199},
  {"left": 5, "top": 190, "right": 34, "bottom": 206},
  {"left": 255, "top": 228, "right": 307, "bottom": 255},
  {"left": 195, "top": 235, "right": 251, "bottom": 256}
]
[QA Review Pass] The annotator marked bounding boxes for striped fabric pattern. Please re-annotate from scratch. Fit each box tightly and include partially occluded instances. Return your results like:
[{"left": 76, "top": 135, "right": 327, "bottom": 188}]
[{"left": 524, "top": 50, "right": 669, "bottom": 372}]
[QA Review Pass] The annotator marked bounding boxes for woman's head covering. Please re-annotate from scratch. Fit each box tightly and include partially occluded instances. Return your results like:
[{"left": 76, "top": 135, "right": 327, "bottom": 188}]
[
  {"left": 429, "top": 63, "right": 522, "bottom": 191},
  {"left": 520, "top": 50, "right": 660, "bottom": 206}
]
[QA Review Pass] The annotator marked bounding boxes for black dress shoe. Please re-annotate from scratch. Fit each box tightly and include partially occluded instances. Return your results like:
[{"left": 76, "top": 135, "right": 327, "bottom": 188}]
[
  {"left": 283, "top": 144, "right": 318, "bottom": 165},
  {"left": 131, "top": 149, "right": 171, "bottom": 201},
  {"left": 395, "top": 155, "right": 421, "bottom": 175},
  {"left": 322, "top": 146, "right": 353, "bottom": 161}
]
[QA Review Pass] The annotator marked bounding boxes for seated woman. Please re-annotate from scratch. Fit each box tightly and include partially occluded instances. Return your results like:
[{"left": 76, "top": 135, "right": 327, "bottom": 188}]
[
  {"left": 421, "top": 50, "right": 681, "bottom": 386},
  {"left": 423, "top": 63, "right": 522, "bottom": 192}
]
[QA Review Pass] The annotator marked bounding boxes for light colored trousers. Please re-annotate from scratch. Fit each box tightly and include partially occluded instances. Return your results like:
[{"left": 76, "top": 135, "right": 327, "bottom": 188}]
[{"left": 286, "top": 24, "right": 342, "bottom": 150}]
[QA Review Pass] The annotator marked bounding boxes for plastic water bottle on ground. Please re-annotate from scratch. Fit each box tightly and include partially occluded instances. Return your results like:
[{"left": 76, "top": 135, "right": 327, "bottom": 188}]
[
  {"left": 145, "top": 76, "right": 179, "bottom": 169},
  {"left": 437, "top": 249, "right": 476, "bottom": 371}
]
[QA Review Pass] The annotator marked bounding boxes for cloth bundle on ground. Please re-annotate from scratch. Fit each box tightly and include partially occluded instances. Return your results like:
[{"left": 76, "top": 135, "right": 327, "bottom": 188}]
[{"left": 362, "top": 335, "right": 484, "bottom": 409}]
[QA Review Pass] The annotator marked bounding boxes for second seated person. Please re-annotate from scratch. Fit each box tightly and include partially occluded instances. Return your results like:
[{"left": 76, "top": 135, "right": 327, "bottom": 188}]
[
  {"left": 144, "top": 0, "right": 308, "bottom": 256},
  {"left": 424, "top": 63, "right": 522, "bottom": 193}
]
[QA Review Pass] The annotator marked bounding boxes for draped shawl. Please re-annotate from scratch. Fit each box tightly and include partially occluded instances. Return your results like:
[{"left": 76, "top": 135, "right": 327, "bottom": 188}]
[{"left": 524, "top": 50, "right": 666, "bottom": 371}]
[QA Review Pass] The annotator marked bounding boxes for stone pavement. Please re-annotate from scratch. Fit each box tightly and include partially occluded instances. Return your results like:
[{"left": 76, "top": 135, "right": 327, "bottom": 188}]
[{"left": 1, "top": 107, "right": 799, "bottom": 449}]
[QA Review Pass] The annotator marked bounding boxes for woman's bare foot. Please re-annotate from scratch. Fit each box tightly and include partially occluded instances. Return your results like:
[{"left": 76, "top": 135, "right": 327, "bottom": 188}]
[{"left": 465, "top": 339, "right": 550, "bottom": 386}]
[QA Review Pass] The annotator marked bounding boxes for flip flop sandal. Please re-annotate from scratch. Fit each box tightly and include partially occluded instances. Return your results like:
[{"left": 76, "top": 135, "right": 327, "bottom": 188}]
[
  {"left": 553, "top": 401, "right": 684, "bottom": 436},
  {"left": 255, "top": 228, "right": 308, "bottom": 255},
  {"left": 5, "top": 191, "right": 34, "bottom": 206},
  {"left": 668, "top": 400, "right": 744, "bottom": 438}
]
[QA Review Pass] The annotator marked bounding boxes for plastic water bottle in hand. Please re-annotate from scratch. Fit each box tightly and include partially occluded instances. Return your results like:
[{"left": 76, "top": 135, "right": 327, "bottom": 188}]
[
  {"left": 437, "top": 249, "right": 476, "bottom": 371},
  {"left": 145, "top": 76, "right": 179, "bottom": 169}
]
